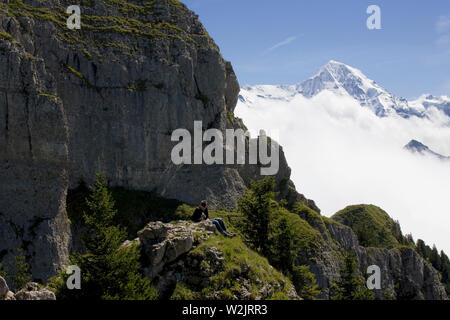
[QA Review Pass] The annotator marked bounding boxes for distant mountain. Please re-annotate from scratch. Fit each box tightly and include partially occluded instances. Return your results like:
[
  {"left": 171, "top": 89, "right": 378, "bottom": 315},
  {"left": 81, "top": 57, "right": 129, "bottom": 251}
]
[
  {"left": 404, "top": 140, "right": 450, "bottom": 160},
  {"left": 410, "top": 94, "right": 450, "bottom": 117},
  {"left": 239, "top": 60, "right": 449, "bottom": 120}
]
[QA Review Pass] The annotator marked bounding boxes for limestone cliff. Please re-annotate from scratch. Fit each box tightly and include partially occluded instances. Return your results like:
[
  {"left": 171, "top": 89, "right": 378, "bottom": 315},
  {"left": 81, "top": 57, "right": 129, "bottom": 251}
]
[
  {"left": 0, "top": 1, "right": 447, "bottom": 300},
  {"left": 0, "top": 0, "right": 314, "bottom": 281},
  {"left": 294, "top": 204, "right": 448, "bottom": 300}
]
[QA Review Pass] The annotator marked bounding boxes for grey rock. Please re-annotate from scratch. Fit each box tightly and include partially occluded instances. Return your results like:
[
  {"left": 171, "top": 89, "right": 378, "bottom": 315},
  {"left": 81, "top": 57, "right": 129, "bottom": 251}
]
[
  {"left": 0, "top": 276, "right": 9, "bottom": 298},
  {"left": 14, "top": 282, "right": 56, "bottom": 300},
  {"left": 138, "top": 220, "right": 216, "bottom": 280},
  {"left": 4, "top": 291, "right": 16, "bottom": 300}
]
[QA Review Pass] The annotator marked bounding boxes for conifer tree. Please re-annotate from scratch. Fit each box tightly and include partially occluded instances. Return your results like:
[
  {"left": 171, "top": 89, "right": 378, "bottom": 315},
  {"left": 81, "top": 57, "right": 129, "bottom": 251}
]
[
  {"left": 10, "top": 248, "right": 32, "bottom": 291},
  {"left": 238, "top": 177, "right": 275, "bottom": 255},
  {"left": 291, "top": 265, "right": 321, "bottom": 300},
  {"left": 330, "top": 253, "right": 375, "bottom": 300},
  {"left": 271, "top": 217, "right": 295, "bottom": 273},
  {"left": 50, "top": 173, "right": 156, "bottom": 300}
]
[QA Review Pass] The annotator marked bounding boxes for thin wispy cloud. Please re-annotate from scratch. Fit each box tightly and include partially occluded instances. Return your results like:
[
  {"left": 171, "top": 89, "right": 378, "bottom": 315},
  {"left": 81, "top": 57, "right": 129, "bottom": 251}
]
[
  {"left": 436, "top": 15, "right": 450, "bottom": 33},
  {"left": 436, "top": 15, "right": 450, "bottom": 46},
  {"left": 263, "top": 36, "right": 297, "bottom": 54}
]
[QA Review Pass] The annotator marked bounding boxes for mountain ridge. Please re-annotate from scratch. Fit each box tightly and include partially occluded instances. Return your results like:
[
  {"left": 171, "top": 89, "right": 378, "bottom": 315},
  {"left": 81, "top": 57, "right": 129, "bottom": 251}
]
[
  {"left": 239, "top": 60, "right": 449, "bottom": 120},
  {"left": 404, "top": 139, "right": 450, "bottom": 160}
]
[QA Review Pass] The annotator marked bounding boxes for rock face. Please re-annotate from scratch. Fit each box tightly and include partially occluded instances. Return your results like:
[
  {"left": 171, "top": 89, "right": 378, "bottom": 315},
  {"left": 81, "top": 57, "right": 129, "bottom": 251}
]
[
  {"left": 138, "top": 220, "right": 216, "bottom": 280},
  {"left": 0, "top": 0, "right": 315, "bottom": 281},
  {"left": 305, "top": 221, "right": 447, "bottom": 300},
  {"left": 358, "top": 246, "right": 446, "bottom": 300}
]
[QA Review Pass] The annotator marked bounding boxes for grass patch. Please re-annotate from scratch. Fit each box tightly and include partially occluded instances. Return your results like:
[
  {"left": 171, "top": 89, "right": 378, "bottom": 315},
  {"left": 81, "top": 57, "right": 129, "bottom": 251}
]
[
  {"left": 226, "top": 111, "right": 234, "bottom": 123},
  {"left": 4, "top": 0, "right": 212, "bottom": 54},
  {"left": 0, "top": 30, "right": 13, "bottom": 40},
  {"left": 184, "top": 236, "right": 295, "bottom": 300},
  {"left": 62, "top": 64, "right": 100, "bottom": 91},
  {"left": 38, "top": 92, "right": 58, "bottom": 102}
]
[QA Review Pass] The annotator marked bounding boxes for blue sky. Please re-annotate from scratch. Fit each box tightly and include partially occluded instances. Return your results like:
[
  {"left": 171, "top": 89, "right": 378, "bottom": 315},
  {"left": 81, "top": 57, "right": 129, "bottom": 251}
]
[{"left": 183, "top": 0, "right": 450, "bottom": 99}]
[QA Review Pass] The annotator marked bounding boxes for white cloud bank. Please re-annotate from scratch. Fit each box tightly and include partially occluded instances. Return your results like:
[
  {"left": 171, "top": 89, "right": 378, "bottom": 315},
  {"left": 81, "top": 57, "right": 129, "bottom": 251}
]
[{"left": 235, "top": 91, "right": 450, "bottom": 253}]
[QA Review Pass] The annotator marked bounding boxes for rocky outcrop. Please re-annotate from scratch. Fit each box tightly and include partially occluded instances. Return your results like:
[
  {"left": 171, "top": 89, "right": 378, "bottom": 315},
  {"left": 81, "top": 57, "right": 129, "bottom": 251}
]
[
  {"left": 136, "top": 220, "right": 299, "bottom": 300},
  {"left": 138, "top": 220, "right": 217, "bottom": 279},
  {"left": 0, "top": 278, "right": 55, "bottom": 300},
  {"left": 13, "top": 282, "right": 56, "bottom": 300},
  {"left": 0, "top": 0, "right": 314, "bottom": 281}
]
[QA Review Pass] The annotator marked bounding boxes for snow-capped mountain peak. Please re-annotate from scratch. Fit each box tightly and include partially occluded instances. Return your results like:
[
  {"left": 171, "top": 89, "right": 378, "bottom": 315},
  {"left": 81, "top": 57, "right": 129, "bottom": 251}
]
[
  {"left": 302, "top": 59, "right": 377, "bottom": 95},
  {"left": 239, "top": 60, "right": 426, "bottom": 119},
  {"left": 295, "top": 60, "right": 422, "bottom": 117}
]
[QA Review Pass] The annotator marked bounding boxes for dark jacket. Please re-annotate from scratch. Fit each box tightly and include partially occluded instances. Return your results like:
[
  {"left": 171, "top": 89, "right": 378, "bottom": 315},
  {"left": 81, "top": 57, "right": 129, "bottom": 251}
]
[{"left": 192, "top": 207, "right": 208, "bottom": 222}]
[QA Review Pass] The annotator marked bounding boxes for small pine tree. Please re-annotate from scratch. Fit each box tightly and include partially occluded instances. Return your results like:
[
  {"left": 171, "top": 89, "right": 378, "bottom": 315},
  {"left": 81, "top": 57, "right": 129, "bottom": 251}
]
[
  {"left": 404, "top": 233, "right": 414, "bottom": 246},
  {"left": 51, "top": 173, "right": 157, "bottom": 300},
  {"left": 238, "top": 177, "right": 275, "bottom": 255},
  {"left": 430, "top": 245, "right": 442, "bottom": 271},
  {"left": 440, "top": 251, "right": 450, "bottom": 283},
  {"left": 10, "top": 248, "right": 32, "bottom": 290},
  {"left": 416, "top": 239, "right": 427, "bottom": 258},
  {"left": 291, "top": 265, "right": 321, "bottom": 300},
  {"left": 330, "top": 253, "right": 374, "bottom": 300},
  {"left": 270, "top": 217, "right": 296, "bottom": 273}
]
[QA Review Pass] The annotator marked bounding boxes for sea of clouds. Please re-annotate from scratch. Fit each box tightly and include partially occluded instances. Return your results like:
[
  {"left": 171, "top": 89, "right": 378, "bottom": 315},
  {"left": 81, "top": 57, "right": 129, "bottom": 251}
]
[{"left": 235, "top": 91, "right": 450, "bottom": 254}]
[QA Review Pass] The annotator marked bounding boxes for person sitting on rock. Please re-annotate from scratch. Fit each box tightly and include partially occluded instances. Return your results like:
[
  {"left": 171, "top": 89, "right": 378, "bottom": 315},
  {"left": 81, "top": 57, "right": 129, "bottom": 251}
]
[{"left": 191, "top": 200, "right": 235, "bottom": 237}]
